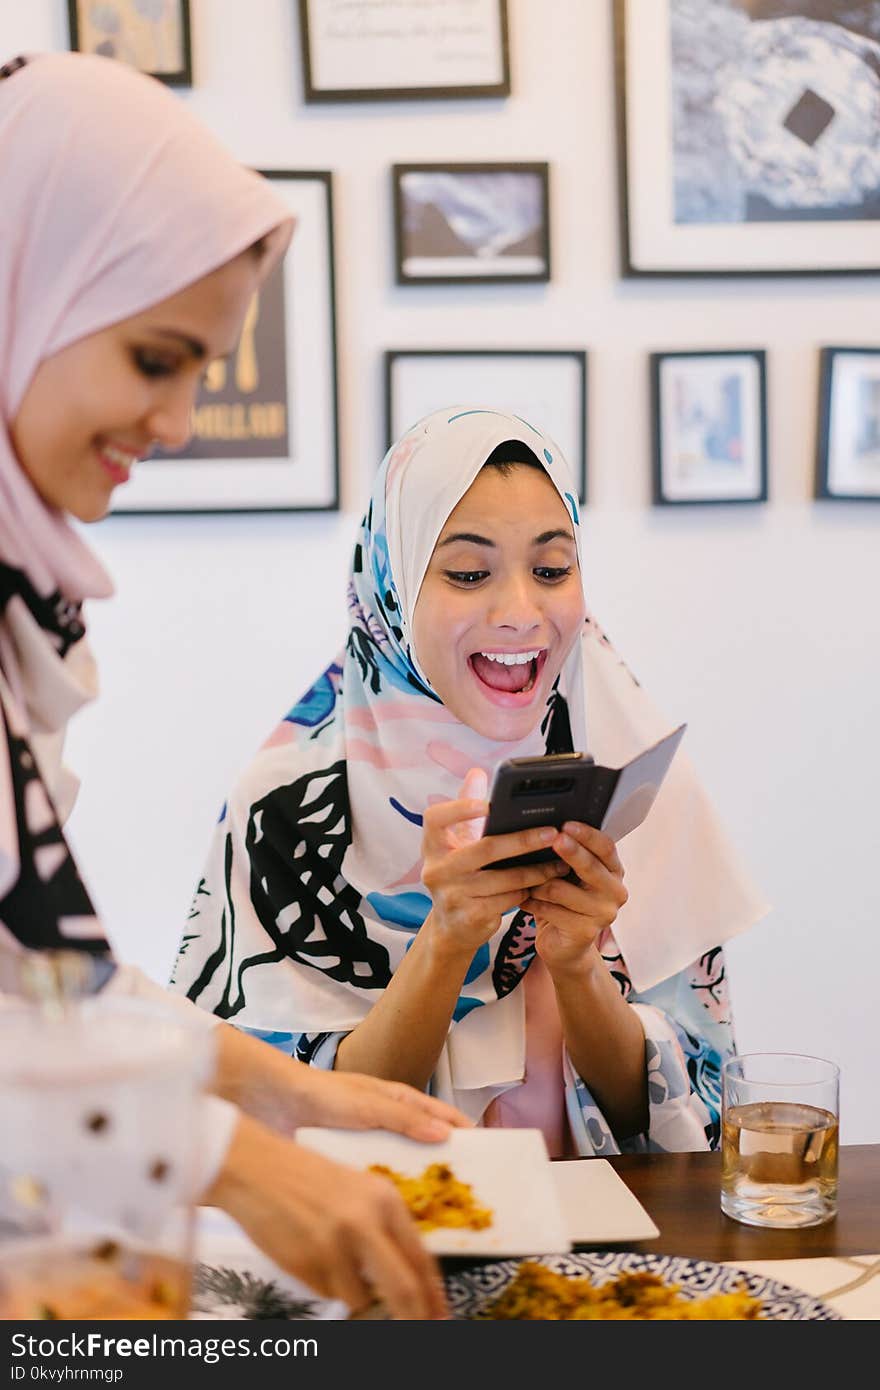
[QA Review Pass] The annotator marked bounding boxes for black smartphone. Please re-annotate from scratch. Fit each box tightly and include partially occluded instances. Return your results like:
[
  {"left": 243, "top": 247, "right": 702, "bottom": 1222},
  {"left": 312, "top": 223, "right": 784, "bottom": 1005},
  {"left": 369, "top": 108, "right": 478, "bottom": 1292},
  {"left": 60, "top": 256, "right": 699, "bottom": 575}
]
[
  {"left": 481, "top": 724, "right": 687, "bottom": 872},
  {"left": 481, "top": 752, "right": 618, "bottom": 871}
]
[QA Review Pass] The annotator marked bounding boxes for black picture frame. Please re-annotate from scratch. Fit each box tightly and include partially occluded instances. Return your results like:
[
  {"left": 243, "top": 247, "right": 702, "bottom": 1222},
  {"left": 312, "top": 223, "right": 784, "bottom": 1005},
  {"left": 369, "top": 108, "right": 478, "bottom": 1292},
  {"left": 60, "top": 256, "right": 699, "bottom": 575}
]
[
  {"left": 392, "top": 162, "right": 551, "bottom": 286},
  {"left": 816, "top": 347, "right": 880, "bottom": 501},
  {"left": 650, "top": 350, "right": 768, "bottom": 506},
  {"left": 111, "top": 171, "right": 340, "bottom": 516},
  {"left": 67, "top": 0, "right": 193, "bottom": 86},
  {"left": 298, "top": 0, "right": 510, "bottom": 103},
  {"left": 615, "top": 0, "right": 880, "bottom": 277},
  {"left": 384, "top": 349, "right": 587, "bottom": 502}
]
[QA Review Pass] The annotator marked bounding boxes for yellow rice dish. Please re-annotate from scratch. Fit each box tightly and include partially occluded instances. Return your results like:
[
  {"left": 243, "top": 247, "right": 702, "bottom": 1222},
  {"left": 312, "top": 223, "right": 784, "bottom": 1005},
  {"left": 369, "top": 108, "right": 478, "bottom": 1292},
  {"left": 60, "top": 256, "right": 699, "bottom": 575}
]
[
  {"left": 476, "top": 1261, "right": 762, "bottom": 1320},
  {"left": 368, "top": 1162, "right": 493, "bottom": 1233}
]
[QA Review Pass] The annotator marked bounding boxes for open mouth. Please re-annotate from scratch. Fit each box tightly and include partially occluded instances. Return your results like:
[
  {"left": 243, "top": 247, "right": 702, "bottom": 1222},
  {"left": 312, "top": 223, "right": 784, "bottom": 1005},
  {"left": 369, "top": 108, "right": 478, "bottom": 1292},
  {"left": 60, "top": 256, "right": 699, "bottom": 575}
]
[{"left": 468, "top": 648, "right": 548, "bottom": 700}]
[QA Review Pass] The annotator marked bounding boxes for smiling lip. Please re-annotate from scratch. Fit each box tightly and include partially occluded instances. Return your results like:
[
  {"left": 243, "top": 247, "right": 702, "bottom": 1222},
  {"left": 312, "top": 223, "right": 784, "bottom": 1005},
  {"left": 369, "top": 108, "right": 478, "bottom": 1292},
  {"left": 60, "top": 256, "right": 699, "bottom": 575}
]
[
  {"left": 467, "top": 649, "right": 549, "bottom": 707},
  {"left": 95, "top": 439, "right": 144, "bottom": 486}
]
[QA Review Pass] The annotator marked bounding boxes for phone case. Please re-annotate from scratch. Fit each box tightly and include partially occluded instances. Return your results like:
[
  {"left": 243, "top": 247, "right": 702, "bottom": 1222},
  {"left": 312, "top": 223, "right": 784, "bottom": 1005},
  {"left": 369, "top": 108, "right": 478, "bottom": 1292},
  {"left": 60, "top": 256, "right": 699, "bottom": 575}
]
[{"left": 482, "top": 724, "right": 686, "bottom": 870}]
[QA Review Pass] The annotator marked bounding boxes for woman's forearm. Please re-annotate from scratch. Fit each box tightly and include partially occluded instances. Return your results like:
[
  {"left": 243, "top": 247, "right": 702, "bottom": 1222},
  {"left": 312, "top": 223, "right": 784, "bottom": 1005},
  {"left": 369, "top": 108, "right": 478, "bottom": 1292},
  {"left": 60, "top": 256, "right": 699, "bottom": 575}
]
[
  {"left": 334, "top": 913, "right": 472, "bottom": 1090},
  {"left": 550, "top": 948, "right": 649, "bottom": 1142},
  {"left": 212, "top": 1020, "right": 307, "bottom": 1130}
]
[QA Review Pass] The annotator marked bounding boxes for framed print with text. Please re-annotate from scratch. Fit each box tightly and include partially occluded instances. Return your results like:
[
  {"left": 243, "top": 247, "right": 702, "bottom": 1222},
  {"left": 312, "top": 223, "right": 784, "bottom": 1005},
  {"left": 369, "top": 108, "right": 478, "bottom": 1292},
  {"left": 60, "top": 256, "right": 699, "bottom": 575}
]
[
  {"left": 393, "top": 163, "right": 550, "bottom": 284},
  {"left": 616, "top": 0, "right": 880, "bottom": 275},
  {"left": 816, "top": 347, "right": 880, "bottom": 500},
  {"left": 112, "top": 172, "right": 339, "bottom": 515},
  {"left": 384, "top": 350, "right": 587, "bottom": 502},
  {"left": 651, "top": 350, "right": 768, "bottom": 505},
  {"left": 68, "top": 0, "right": 192, "bottom": 85},
  {"left": 298, "top": 0, "right": 510, "bottom": 102}
]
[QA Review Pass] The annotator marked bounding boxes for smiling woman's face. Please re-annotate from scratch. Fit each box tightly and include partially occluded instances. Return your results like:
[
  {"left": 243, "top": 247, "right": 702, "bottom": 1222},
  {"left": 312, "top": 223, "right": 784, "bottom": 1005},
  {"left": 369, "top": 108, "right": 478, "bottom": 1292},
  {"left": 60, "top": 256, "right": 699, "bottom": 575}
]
[
  {"left": 412, "top": 463, "right": 586, "bottom": 743},
  {"left": 9, "top": 250, "right": 262, "bottom": 522}
]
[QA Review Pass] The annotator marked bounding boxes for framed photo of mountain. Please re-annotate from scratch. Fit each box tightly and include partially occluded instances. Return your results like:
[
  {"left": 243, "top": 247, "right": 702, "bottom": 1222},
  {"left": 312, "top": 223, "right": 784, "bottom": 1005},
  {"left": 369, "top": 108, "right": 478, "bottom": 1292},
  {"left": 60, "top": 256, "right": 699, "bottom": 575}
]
[{"left": 392, "top": 163, "right": 550, "bottom": 285}]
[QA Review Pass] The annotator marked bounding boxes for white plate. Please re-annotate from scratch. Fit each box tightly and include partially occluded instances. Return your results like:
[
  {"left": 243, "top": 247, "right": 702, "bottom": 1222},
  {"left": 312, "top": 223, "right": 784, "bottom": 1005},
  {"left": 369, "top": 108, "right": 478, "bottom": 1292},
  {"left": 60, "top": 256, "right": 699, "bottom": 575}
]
[
  {"left": 295, "top": 1127, "right": 571, "bottom": 1257},
  {"left": 551, "top": 1159, "right": 659, "bottom": 1243}
]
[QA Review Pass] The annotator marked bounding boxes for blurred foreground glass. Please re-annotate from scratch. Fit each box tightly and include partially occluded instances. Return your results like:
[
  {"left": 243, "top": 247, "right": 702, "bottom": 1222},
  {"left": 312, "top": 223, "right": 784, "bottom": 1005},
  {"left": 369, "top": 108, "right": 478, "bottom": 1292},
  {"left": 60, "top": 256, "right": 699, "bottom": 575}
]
[
  {"left": 0, "top": 997, "right": 213, "bottom": 1319},
  {"left": 721, "top": 1053, "right": 839, "bottom": 1229}
]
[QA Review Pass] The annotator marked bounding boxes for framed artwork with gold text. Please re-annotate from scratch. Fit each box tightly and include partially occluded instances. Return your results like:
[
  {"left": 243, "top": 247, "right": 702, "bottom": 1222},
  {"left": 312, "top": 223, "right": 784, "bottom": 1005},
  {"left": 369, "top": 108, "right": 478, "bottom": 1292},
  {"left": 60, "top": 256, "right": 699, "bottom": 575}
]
[{"left": 112, "top": 172, "right": 339, "bottom": 514}]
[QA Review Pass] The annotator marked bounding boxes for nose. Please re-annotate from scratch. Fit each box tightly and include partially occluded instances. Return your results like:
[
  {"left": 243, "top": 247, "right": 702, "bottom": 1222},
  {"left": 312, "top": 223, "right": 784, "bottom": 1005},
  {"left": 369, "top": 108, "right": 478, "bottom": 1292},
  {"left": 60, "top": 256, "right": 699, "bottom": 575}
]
[
  {"left": 487, "top": 571, "right": 543, "bottom": 632},
  {"left": 145, "top": 382, "right": 197, "bottom": 453}
]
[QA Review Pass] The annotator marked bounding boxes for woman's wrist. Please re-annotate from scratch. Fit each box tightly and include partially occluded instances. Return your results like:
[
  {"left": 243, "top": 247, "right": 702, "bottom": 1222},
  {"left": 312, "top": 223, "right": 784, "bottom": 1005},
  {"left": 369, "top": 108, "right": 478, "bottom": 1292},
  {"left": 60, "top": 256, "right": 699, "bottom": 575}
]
[
  {"left": 202, "top": 1111, "right": 268, "bottom": 1215},
  {"left": 420, "top": 909, "right": 484, "bottom": 973},
  {"left": 541, "top": 938, "right": 605, "bottom": 985}
]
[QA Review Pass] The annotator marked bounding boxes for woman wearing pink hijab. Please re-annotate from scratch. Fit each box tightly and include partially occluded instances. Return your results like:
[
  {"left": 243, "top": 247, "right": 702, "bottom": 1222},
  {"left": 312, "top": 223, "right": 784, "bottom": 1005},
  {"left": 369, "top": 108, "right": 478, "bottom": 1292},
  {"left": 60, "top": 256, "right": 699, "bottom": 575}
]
[{"left": 0, "top": 50, "right": 462, "bottom": 1319}]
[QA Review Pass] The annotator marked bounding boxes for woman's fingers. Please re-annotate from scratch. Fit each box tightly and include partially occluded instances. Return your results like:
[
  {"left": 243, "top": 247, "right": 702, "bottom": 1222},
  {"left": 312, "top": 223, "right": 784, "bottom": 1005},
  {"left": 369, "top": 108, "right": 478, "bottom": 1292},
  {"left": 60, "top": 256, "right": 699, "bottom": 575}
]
[
  {"left": 423, "top": 796, "right": 489, "bottom": 837},
  {"left": 454, "top": 768, "right": 489, "bottom": 843},
  {"left": 422, "top": 796, "right": 490, "bottom": 856},
  {"left": 466, "top": 860, "right": 567, "bottom": 902},
  {"left": 528, "top": 866, "right": 627, "bottom": 914},
  {"left": 367, "top": 1192, "right": 449, "bottom": 1320},
  {"left": 556, "top": 822, "right": 625, "bottom": 878},
  {"left": 524, "top": 897, "right": 594, "bottom": 937},
  {"left": 208, "top": 1120, "right": 447, "bottom": 1320},
  {"left": 364, "top": 1077, "right": 472, "bottom": 1139},
  {"left": 453, "top": 823, "right": 560, "bottom": 874}
]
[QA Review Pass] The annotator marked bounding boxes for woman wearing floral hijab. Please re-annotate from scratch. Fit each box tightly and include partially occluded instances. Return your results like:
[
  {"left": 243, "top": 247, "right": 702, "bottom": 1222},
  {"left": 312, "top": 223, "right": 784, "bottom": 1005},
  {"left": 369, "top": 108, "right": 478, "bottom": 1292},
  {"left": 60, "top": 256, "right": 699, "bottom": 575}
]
[
  {"left": 0, "top": 50, "right": 463, "bottom": 1319},
  {"left": 174, "top": 407, "right": 768, "bottom": 1157}
]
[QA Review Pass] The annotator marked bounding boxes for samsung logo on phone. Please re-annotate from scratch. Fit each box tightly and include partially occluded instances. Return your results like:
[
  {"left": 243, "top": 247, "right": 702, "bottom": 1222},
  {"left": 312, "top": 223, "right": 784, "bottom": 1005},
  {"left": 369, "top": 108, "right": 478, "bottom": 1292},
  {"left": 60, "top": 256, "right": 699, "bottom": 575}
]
[{"left": 521, "top": 806, "right": 554, "bottom": 816}]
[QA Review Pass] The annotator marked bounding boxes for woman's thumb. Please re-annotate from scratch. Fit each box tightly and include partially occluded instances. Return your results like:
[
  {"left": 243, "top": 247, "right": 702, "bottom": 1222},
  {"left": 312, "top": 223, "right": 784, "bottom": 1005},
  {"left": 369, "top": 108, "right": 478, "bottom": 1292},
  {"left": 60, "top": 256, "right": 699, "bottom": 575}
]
[{"left": 457, "top": 767, "right": 489, "bottom": 841}]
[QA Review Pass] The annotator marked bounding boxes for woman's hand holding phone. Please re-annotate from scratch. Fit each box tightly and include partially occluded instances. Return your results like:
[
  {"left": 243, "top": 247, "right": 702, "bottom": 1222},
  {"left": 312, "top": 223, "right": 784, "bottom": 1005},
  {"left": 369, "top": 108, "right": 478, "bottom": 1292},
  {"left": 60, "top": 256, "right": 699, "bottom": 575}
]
[
  {"left": 523, "top": 822, "right": 628, "bottom": 976},
  {"left": 421, "top": 769, "right": 570, "bottom": 956}
]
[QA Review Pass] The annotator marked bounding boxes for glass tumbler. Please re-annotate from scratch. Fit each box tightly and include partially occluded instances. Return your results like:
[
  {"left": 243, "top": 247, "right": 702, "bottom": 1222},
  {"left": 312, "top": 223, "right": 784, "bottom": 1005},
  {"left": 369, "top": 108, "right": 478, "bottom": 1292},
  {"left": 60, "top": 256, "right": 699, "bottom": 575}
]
[
  {"left": 0, "top": 995, "right": 214, "bottom": 1319},
  {"left": 721, "top": 1052, "right": 839, "bottom": 1229}
]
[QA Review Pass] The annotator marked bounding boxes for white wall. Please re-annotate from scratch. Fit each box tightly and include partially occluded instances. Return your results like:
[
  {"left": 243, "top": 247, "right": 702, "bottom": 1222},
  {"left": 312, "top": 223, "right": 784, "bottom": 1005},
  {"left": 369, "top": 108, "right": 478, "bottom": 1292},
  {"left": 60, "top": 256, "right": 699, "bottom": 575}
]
[{"left": 3, "top": 1, "right": 878, "bottom": 1140}]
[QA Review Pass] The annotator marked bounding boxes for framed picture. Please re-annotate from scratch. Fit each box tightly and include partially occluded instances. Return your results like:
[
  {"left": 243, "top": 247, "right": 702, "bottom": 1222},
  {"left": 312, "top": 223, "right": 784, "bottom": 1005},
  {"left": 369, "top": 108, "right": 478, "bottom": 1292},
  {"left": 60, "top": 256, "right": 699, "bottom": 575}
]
[
  {"left": 384, "top": 350, "right": 587, "bottom": 501},
  {"left": 298, "top": 0, "right": 510, "bottom": 102},
  {"left": 112, "top": 172, "right": 339, "bottom": 515},
  {"left": 816, "top": 348, "right": 880, "bottom": 501},
  {"left": 651, "top": 350, "right": 768, "bottom": 505},
  {"left": 616, "top": 0, "right": 880, "bottom": 276},
  {"left": 392, "top": 163, "right": 551, "bottom": 285},
  {"left": 67, "top": 0, "right": 193, "bottom": 85}
]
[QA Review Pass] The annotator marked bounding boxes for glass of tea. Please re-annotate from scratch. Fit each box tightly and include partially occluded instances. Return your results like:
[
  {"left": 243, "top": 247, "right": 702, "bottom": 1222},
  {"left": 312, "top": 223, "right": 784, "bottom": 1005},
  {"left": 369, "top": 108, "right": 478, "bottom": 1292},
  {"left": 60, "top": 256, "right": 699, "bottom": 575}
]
[
  {"left": 721, "top": 1052, "right": 839, "bottom": 1229},
  {"left": 0, "top": 995, "right": 214, "bottom": 1319}
]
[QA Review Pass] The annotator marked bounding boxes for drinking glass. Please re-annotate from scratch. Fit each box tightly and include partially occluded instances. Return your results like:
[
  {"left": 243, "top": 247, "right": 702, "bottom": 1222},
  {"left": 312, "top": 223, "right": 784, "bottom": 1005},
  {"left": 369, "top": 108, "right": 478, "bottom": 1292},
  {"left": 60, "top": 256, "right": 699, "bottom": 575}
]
[
  {"left": 0, "top": 995, "right": 214, "bottom": 1319},
  {"left": 721, "top": 1052, "right": 839, "bottom": 1229}
]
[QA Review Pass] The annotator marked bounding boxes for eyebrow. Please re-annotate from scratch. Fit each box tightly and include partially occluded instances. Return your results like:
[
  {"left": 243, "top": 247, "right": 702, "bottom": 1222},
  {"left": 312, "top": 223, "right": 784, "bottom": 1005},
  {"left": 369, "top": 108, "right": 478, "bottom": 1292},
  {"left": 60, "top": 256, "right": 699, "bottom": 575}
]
[
  {"left": 151, "top": 329, "right": 209, "bottom": 360},
  {"left": 438, "top": 527, "right": 575, "bottom": 549}
]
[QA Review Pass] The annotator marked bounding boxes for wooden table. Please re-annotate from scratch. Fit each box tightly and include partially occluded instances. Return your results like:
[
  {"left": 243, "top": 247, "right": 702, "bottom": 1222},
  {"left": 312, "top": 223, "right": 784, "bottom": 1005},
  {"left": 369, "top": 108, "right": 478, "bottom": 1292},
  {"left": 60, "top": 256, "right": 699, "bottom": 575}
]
[
  {"left": 441, "top": 1144, "right": 880, "bottom": 1277},
  {"left": 587, "top": 1144, "right": 880, "bottom": 1261}
]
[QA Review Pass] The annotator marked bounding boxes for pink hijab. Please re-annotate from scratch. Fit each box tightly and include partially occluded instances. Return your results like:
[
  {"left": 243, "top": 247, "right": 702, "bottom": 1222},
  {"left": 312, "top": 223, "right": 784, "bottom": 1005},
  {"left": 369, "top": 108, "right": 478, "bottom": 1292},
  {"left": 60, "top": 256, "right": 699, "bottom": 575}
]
[{"left": 0, "top": 51, "right": 293, "bottom": 903}]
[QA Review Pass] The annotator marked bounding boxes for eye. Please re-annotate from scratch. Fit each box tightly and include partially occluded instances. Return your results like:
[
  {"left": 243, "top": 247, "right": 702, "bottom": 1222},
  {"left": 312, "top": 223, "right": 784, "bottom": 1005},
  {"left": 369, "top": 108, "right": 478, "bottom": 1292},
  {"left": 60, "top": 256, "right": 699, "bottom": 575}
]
[
  {"left": 445, "top": 570, "right": 490, "bottom": 586},
  {"left": 132, "top": 348, "right": 178, "bottom": 379},
  {"left": 534, "top": 566, "right": 573, "bottom": 582}
]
